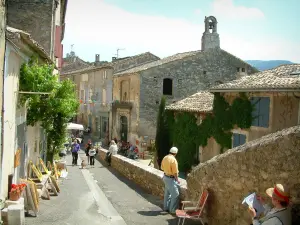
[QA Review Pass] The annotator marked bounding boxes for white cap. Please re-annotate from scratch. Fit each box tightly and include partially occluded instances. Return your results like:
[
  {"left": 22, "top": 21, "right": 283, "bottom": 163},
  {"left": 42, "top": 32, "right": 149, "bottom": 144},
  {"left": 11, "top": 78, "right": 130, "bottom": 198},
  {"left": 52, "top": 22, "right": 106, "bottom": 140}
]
[{"left": 170, "top": 147, "right": 178, "bottom": 154}]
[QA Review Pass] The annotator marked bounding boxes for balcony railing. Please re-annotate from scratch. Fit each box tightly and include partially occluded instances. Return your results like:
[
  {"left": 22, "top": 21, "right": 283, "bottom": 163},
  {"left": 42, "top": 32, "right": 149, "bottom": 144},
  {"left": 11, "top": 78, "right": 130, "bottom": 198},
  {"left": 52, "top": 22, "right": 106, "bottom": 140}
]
[{"left": 111, "top": 100, "right": 133, "bottom": 109}]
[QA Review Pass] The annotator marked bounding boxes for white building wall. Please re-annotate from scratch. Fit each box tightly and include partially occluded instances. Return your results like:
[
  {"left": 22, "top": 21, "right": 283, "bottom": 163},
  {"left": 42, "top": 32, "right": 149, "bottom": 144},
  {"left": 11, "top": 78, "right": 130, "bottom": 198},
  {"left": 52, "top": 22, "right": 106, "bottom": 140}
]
[{"left": 1, "top": 43, "right": 24, "bottom": 197}]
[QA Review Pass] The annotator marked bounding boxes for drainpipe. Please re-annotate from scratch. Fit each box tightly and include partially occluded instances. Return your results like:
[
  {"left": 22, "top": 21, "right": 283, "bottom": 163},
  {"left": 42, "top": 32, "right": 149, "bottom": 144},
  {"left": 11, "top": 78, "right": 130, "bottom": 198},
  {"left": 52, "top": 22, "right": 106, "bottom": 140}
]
[{"left": 0, "top": 0, "right": 7, "bottom": 195}]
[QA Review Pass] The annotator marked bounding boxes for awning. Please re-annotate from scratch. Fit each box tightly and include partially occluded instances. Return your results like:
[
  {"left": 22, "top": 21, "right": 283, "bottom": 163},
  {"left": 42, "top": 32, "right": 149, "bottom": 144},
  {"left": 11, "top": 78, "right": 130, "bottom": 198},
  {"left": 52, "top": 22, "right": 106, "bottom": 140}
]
[{"left": 66, "top": 123, "right": 84, "bottom": 131}]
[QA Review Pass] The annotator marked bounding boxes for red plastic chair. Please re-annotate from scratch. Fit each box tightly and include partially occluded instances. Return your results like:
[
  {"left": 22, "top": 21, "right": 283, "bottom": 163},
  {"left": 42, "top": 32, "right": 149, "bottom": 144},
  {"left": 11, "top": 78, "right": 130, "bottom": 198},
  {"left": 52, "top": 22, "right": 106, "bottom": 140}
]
[{"left": 175, "top": 190, "right": 209, "bottom": 225}]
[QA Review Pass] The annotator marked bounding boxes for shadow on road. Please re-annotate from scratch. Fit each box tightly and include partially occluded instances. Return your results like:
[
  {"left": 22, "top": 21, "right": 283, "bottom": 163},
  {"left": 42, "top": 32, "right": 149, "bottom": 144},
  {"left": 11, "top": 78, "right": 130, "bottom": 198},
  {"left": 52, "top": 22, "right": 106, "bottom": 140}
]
[{"left": 95, "top": 157, "right": 164, "bottom": 208}]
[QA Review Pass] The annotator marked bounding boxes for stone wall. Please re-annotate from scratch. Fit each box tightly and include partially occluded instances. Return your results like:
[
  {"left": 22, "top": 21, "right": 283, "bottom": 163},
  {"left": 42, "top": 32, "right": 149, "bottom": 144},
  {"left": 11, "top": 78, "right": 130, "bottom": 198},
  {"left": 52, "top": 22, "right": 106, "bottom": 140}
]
[
  {"left": 97, "top": 148, "right": 187, "bottom": 199},
  {"left": 187, "top": 126, "right": 300, "bottom": 225},
  {"left": 139, "top": 48, "right": 258, "bottom": 138},
  {"left": 7, "top": 0, "right": 54, "bottom": 54}
]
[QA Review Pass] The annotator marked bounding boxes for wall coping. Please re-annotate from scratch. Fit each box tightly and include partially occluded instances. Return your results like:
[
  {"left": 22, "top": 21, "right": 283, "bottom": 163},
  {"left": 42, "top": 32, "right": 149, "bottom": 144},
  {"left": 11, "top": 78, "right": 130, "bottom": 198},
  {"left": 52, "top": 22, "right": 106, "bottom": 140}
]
[{"left": 99, "top": 148, "right": 187, "bottom": 189}]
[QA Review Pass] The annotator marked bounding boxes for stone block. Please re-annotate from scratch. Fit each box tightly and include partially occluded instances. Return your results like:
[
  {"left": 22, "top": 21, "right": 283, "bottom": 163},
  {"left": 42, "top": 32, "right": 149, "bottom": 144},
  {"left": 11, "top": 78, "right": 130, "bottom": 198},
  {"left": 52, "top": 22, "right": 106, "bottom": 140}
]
[
  {"left": 1, "top": 207, "right": 8, "bottom": 224},
  {"left": 5, "top": 197, "right": 24, "bottom": 207},
  {"left": 7, "top": 204, "right": 25, "bottom": 225}
]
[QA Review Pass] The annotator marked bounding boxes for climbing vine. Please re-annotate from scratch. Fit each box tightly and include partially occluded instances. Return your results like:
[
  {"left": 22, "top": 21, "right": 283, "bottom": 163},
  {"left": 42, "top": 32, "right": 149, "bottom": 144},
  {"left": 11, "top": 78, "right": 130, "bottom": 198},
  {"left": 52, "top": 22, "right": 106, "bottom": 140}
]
[
  {"left": 19, "top": 58, "right": 79, "bottom": 161},
  {"left": 167, "top": 92, "right": 254, "bottom": 172}
]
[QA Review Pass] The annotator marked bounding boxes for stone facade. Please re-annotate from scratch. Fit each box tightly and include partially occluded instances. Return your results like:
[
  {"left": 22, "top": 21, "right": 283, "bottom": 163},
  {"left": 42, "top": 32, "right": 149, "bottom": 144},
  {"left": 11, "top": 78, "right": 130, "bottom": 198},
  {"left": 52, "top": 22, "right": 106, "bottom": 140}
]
[
  {"left": 139, "top": 48, "right": 258, "bottom": 139},
  {"left": 61, "top": 52, "right": 160, "bottom": 143},
  {"left": 97, "top": 148, "right": 187, "bottom": 199},
  {"left": 187, "top": 125, "right": 300, "bottom": 225},
  {"left": 7, "top": 0, "right": 54, "bottom": 55},
  {"left": 112, "top": 48, "right": 258, "bottom": 145},
  {"left": 7, "top": 0, "right": 67, "bottom": 61}
]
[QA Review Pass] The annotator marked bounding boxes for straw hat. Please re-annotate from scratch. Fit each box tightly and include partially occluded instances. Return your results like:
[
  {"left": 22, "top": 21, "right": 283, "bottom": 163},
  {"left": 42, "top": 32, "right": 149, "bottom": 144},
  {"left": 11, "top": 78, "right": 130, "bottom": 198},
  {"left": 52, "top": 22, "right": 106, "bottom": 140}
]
[{"left": 266, "top": 184, "right": 290, "bottom": 203}]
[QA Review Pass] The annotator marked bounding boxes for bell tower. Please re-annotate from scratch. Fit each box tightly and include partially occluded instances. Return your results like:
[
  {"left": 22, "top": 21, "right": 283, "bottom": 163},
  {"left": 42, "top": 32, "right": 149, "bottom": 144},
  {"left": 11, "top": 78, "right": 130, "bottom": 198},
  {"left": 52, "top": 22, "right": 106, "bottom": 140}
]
[{"left": 201, "top": 16, "right": 220, "bottom": 51}]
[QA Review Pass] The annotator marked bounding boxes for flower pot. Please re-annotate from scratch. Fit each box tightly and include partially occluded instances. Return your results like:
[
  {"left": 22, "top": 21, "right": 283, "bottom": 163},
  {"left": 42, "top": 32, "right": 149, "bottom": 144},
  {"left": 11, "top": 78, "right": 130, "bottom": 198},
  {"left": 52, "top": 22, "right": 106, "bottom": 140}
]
[{"left": 9, "top": 191, "right": 20, "bottom": 201}]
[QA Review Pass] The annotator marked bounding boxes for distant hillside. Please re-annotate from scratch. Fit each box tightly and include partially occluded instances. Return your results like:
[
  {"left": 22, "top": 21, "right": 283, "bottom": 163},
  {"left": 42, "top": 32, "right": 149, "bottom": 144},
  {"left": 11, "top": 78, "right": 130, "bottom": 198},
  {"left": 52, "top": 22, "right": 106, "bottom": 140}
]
[{"left": 246, "top": 60, "right": 294, "bottom": 71}]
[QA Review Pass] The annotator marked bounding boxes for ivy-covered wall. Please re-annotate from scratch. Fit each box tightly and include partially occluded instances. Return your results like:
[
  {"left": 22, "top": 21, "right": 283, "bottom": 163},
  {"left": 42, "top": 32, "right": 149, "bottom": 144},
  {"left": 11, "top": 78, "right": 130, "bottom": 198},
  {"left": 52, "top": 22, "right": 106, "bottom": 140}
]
[{"left": 167, "top": 92, "right": 254, "bottom": 173}]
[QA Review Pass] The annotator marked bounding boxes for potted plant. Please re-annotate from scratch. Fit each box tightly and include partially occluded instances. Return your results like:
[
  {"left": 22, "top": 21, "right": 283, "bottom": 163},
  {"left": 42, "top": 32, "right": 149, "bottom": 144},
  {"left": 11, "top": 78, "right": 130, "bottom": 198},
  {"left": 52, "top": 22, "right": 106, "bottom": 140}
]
[{"left": 9, "top": 183, "right": 27, "bottom": 201}]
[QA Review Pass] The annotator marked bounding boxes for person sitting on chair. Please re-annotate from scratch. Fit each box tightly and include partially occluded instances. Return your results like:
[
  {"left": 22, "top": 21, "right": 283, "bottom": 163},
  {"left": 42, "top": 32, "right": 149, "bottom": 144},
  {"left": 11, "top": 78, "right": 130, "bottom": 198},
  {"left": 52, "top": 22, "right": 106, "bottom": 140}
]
[{"left": 248, "top": 183, "right": 291, "bottom": 225}]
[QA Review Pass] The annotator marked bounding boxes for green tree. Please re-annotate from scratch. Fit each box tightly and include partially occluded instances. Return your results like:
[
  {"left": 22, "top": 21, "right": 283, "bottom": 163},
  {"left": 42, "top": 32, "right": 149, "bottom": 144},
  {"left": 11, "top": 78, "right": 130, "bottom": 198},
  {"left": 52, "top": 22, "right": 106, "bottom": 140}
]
[
  {"left": 155, "top": 96, "right": 173, "bottom": 167},
  {"left": 20, "top": 59, "right": 79, "bottom": 161}
]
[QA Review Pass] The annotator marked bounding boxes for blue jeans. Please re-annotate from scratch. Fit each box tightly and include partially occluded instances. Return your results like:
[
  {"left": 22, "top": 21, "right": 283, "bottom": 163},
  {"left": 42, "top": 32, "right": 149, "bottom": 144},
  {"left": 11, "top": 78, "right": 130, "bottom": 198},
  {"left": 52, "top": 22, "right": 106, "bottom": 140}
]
[{"left": 163, "top": 175, "right": 180, "bottom": 213}]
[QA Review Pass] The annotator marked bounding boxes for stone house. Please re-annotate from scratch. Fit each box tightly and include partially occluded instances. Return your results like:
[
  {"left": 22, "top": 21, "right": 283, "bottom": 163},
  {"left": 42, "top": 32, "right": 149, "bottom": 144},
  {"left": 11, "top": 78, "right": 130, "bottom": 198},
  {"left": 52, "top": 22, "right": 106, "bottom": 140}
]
[
  {"left": 111, "top": 16, "right": 258, "bottom": 147},
  {"left": 210, "top": 63, "right": 300, "bottom": 149},
  {"left": 60, "top": 52, "right": 160, "bottom": 143},
  {"left": 165, "top": 91, "right": 216, "bottom": 163},
  {"left": 7, "top": 0, "right": 67, "bottom": 71},
  {"left": 1, "top": 27, "right": 53, "bottom": 199},
  {"left": 167, "top": 64, "right": 300, "bottom": 164}
]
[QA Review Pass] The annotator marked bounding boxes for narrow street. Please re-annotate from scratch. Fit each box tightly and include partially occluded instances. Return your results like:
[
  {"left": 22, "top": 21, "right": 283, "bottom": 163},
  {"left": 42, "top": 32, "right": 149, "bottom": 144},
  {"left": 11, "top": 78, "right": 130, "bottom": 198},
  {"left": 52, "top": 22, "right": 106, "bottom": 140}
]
[{"left": 25, "top": 150, "right": 198, "bottom": 225}]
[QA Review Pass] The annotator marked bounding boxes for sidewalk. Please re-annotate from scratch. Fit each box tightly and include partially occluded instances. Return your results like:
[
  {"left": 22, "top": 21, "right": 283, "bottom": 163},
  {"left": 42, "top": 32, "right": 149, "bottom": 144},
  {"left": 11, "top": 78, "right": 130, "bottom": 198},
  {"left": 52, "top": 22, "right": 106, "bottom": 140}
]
[
  {"left": 25, "top": 150, "right": 198, "bottom": 225},
  {"left": 25, "top": 151, "right": 126, "bottom": 225},
  {"left": 85, "top": 153, "right": 199, "bottom": 225}
]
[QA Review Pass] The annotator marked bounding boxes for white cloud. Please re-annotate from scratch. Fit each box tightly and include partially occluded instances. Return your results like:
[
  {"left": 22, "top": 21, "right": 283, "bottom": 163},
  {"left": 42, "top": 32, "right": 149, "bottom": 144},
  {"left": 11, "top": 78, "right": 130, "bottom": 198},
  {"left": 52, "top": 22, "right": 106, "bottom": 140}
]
[
  {"left": 63, "top": 0, "right": 300, "bottom": 63},
  {"left": 211, "top": 0, "right": 265, "bottom": 19},
  {"left": 194, "top": 9, "right": 202, "bottom": 15}
]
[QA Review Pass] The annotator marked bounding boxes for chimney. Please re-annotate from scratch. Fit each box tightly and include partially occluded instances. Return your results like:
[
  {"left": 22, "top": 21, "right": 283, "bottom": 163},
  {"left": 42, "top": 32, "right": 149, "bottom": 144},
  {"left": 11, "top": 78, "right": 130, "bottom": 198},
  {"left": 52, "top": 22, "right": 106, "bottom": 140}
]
[{"left": 95, "top": 54, "right": 100, "bottom": 66}]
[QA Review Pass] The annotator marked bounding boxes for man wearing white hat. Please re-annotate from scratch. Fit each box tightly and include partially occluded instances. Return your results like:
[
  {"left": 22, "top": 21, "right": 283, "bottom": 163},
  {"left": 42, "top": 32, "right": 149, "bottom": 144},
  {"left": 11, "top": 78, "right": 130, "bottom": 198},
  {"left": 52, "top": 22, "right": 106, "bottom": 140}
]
[
  {"left": 249, "top": 183, "right": 292, "bottom": 225},
  {"left": 161, "top": 147, "right": 180, "bottom": 214}
]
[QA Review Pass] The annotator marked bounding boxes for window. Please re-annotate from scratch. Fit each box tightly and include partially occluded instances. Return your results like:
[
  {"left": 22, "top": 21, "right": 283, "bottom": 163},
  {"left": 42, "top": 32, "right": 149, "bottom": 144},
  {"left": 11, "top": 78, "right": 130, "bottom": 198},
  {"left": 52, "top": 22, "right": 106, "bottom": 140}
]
[
  {"left": 80, "top": 90, "right": 84, "bottom": 100},
  {"left": 251, "top": 97, "right": 270, "bottom": 128},
  {"left": 237, "top": 67, "right": 240, "bottom": 72},
  {"left": 102, "top": 89, "right": 106, "bottom": 104},
  {"left": 163, "top": 78, "right": 173, "bottom": 95},
  {"left": 102, "top": 70, "right": 107, "bottom": 79},
  {"left": 242, "top": 68, "right": 245, "bottom": 72},
  {"left": 232, "top": 133, "right": 246, "bottom": 148},
  {"left": 203, "top": 71, "right": 207, "bottom": 75}
]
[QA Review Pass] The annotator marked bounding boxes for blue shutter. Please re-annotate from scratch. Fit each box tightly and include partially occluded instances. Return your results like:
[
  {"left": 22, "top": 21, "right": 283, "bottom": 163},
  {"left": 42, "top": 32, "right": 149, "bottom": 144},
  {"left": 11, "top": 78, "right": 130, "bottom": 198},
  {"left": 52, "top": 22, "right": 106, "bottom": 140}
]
[
  {"left": 251, "top": 97, "right": 259, "bottom": 126},
  {"left": 239, "top": 134, "right": 246, "bottom": 145},
  {"left": 232, "top": 133, "right": 239, "bottom": 148},
  {"left": 259, "top": 97, "right": 270, "bottom": 128}
]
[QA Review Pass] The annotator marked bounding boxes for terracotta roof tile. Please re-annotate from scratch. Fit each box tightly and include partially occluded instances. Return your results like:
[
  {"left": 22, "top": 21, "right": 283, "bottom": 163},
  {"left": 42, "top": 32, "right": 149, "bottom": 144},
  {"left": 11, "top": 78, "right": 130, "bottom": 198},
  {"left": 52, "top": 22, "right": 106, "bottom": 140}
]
[
  {"left": 166, "top": 91, "right": 214, "bottom": 113},
  {"left": 114, "top": 50, "right": 202, "bottom": 76},
  {"left": 210, "top": 64, "right": 300, "bottom": 92}
]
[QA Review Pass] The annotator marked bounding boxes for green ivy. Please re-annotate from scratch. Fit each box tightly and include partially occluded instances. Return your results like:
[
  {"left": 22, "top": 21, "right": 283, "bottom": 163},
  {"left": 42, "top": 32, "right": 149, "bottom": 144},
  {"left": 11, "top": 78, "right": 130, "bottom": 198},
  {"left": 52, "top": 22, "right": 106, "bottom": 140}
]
[
  {"left": 167, "top": 92, "right": 254, "bottom": 172},
  {"left": 19, "top": 59, "right": 79, "bottom": 161}
]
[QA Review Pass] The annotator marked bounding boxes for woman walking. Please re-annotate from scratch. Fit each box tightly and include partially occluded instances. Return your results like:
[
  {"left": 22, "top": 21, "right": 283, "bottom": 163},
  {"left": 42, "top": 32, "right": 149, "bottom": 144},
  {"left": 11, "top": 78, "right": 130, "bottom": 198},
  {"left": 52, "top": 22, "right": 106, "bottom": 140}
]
[
  {"left": 89, "top": 147, "right": 97, "bottom": 167},
  {"left": 72, "top": 139, "right": 80, "bottom": 166}
]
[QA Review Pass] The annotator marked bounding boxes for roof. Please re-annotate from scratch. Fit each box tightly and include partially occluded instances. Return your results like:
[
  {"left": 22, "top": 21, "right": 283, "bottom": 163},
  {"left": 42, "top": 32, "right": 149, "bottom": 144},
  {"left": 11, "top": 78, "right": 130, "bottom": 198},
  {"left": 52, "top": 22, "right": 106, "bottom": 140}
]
[
  {"left": 210, "top": 64, "right": 300, "bottom": 92},
  {"left": 6, "top": 26, "right": 53, "bottom": 63},
  {"left": 61, "top": 52, "right": 159, "bottom": 76},
  {"left": 165, "top": 91, "right": 214, "bottom": 113},
  {"left": 114, "top": 50, "right": 202, "bottom": 76},
  {"left": 61, "top": 64, "right": 113, "bottom": 76}
]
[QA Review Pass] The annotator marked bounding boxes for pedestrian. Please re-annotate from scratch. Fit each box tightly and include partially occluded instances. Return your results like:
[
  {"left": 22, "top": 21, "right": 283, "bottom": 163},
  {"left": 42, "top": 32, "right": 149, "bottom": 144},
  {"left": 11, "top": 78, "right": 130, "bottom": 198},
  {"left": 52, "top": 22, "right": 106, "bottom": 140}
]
[
  {"left": 161, "top": 147, "right": 180, "bottom": 215},
  {"left": 248, "top": 183, "right": 291, "bottom": 225},
  {"left": 85, "top": 140, "right": 92, "bottom": 164},
  {"left": 89, "top": 147, "right": 96, "bottom": 167},
  {"left": 71, "top": 139, "right": 80, "bottom": 166},
  {"left": 106, "top": 140, "right": 118, "bottom": 166}
]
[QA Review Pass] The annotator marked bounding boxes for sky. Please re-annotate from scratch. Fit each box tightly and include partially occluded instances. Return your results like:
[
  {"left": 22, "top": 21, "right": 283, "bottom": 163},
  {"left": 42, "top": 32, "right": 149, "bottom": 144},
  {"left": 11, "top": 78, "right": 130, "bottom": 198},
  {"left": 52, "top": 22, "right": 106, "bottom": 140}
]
[{"left": 63, "top": 0, "right": 300, "bottom": 63}]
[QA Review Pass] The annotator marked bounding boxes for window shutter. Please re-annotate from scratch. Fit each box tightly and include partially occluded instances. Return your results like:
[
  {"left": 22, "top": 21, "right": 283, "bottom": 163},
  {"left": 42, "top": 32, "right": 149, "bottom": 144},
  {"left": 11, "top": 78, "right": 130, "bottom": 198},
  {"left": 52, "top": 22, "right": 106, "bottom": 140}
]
[
  {"left": 54, "top": 26, "right": 62, "bottom": 58},
  {"left": 259, "top": 97, "right": 270, "bottom": 128},
  {"left": 232, "top": 133, "right": 239, "bottom": 148},
  {"left": 106, "top": 81, "right": 112, "bottom": 103},
  {"left": 239, "top": 134, "right": 246, "bottom": 145},
  {"left": 251, "top": 97, "right": 259, "bottom": 126}
]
